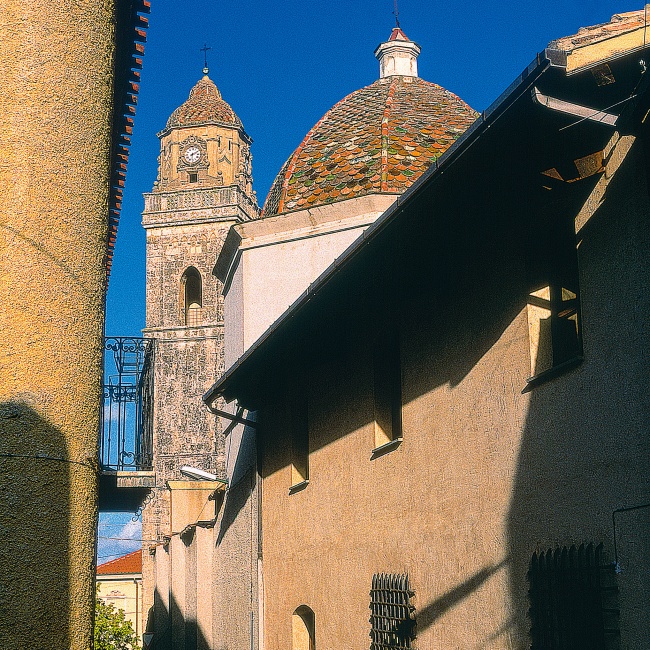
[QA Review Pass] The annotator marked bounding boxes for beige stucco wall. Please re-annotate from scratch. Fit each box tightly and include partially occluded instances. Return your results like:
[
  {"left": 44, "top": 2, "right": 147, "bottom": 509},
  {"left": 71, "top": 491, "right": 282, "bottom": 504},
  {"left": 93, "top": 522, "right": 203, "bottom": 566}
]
[
  {"left": 0, "top": 2, "right": 115, "bottom": 648},
  {"left": 258, "top": 138, "right": 649, "bottom": 648},
  {"left": 149, "top": 472, "right": 259, "bottom": 650},
  {"left": 222, "top": 194, "right": 398, "bottom": 364}
]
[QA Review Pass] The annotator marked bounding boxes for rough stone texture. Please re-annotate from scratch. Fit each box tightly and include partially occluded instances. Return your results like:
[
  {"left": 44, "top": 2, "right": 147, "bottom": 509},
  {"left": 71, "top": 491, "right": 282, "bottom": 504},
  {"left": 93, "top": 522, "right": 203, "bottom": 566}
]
[
  {"left": 141, "top": 77, "right": 259, "bottom": 644},
  {"left": 0, "top": 2, "right": 114, "bottom": 648},
  {"left": 263, "top": 76, "right": 478, "bottom": 216}
]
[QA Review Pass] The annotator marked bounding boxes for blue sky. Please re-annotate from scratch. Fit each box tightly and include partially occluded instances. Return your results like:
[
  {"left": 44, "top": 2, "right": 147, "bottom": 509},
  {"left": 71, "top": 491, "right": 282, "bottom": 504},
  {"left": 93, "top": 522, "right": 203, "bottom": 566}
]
[{"left": 98, "top": 0, "right": 638, "bottom": 561}]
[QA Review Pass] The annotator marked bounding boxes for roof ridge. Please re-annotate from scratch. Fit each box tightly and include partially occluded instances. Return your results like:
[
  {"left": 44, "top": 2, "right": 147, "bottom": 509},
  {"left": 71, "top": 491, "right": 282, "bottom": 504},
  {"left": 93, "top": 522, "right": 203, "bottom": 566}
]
[{"left": 380, "top": 78, "right": 399, "bottom": 192}]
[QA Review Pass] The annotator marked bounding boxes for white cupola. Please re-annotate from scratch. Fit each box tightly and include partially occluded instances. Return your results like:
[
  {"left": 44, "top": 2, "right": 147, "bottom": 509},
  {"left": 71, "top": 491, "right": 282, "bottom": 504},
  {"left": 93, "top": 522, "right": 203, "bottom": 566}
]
[{"left": 374, "top": 27, "right": 421, "bottom": 78}]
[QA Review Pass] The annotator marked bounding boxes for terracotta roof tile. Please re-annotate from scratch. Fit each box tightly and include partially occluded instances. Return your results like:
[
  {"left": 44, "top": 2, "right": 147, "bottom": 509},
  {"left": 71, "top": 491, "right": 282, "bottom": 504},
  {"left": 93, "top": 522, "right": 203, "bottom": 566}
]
[
  {"left": 550, "top": 8, "right": 648, "bottom": 51},
  {"left": 263, "top": 76, "right": 477, "bottom": 216},
  {"left": 166, "top": 75, "right": 242, "bottom": 130},
  {"left": 97, "top": 549, "right": 142, "bottom": 575}
]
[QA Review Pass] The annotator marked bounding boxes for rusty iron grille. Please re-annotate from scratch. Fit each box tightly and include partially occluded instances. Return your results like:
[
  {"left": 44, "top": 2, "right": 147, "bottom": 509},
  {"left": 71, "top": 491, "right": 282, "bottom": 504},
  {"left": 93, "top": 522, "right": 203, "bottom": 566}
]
[
  {"left": 370, "top": 573, "right": 416, "bottom": 650},
  {"left": 528, "top": 543, "right": 619, "bottom": 649},
  {"left": 100, "top": 336, "right": 154, "bottom": 470}
]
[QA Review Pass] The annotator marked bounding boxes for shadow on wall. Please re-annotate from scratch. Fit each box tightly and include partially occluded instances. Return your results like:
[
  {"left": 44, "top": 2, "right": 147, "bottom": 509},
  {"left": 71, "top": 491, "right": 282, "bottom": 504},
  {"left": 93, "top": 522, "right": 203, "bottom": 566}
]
[
  {"left": 217, "top": 423, "right": 257, "bottom": 544},
  {"left": 507, "top": 144, "right": 650, "bottom": 646},
  {"left": 416, "top": 560, "right": 509, "bottom": 635},
  {"left": 145, "top": 590, "right": 213, "bottom": 650},
  {"left": 0, "top": 401, "right": 70, "bottom": 649}
]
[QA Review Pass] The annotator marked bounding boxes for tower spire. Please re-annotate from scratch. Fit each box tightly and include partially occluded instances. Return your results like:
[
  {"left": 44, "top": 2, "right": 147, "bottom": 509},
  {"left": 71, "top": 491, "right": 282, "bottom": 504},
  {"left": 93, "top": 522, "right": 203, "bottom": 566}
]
[
  {"left": 200, "top": 43, "right": 211, "bottom": 75},
  {"left": 393, "top": 0, "right": 400, "bottom": 28}
]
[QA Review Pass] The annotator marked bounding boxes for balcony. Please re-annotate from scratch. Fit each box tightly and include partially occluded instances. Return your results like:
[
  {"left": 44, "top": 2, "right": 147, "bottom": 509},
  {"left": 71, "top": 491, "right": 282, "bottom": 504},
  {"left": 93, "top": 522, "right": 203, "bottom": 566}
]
[{"left": 99, "top": 336, "right": 155, "bottom": 511}]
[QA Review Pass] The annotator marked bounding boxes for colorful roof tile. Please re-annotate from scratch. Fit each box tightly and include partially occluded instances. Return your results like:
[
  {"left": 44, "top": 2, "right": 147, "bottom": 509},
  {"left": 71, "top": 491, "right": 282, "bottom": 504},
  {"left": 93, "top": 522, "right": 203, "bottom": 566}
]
[
  {"left": 97, "top": 549, "right": 142, "bottom": 576},
  {"left": 263, "top": 76, "right": 478, "bottom": 216},
  {"left": 550, "top": 9, "right": 649, "bottom": 51},
  {"left": 165, "top": 75, "right": 242, "bottom": 130}
]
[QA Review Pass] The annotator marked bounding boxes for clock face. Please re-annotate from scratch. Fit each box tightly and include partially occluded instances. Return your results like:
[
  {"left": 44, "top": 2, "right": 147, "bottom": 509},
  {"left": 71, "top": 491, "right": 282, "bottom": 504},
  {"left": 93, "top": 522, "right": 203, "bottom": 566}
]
[{"left": 184, "top": 146, "right": 201, "bottom": 164}]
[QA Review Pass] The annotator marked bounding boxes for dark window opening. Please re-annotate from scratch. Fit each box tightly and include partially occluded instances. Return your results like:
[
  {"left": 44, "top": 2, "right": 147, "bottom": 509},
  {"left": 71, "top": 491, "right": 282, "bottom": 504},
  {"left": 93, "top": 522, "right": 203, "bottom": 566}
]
[
  {"left": 370, "top": 573, "right": 416, "bottom": 650},
  {"left": 373, "top": 330, "right": 402, "bottom": 450},
  {"left": 290, "top": 391, "right": 309, "bottom": 489},
  {"left": 528, "top": 543, "right": 619, "bottom": 650},
  {"left": 182, "top": 267, "right": 202, "bottom": 327},
  {"left": 189, "top": 172, "right": 198, "bottom": 183},
  {"left": 293, "top": 605, "right": 315, "bottom": 650}
]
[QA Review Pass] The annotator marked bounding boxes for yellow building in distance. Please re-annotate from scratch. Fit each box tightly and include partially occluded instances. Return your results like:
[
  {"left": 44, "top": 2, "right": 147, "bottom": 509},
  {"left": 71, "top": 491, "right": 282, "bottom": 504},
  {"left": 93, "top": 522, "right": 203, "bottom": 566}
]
[{"left": 97, "top": 550, "right": 144, "bottom": 644}]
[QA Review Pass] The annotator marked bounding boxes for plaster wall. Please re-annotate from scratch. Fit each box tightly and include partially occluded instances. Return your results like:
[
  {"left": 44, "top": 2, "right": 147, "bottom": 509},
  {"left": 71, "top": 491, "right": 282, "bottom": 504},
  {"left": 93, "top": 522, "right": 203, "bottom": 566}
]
[
  {"left": 241, "top": 226, "right": 368, "bottom": 348},
  {"left": 221, "top": 194, "right": 398, "bottom": 365},
  {"left": 149, "top": 467, "right": 260, "bottom": 650},
  {"left": 258, "top": 139, "right": 649, "bottom": 648},
  {"left": 0, "top": 2, "right": 115, "bottom": 648}
]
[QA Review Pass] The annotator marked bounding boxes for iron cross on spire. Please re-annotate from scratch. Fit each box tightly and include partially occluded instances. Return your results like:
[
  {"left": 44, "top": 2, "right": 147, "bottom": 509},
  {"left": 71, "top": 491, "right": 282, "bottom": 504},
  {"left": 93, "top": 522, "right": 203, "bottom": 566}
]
[
  {"left": 200, "top": 43, "right": 212, "bottom": 75},
  {"left": 393, "top": 0, "right": 400, "bottom": 27}
]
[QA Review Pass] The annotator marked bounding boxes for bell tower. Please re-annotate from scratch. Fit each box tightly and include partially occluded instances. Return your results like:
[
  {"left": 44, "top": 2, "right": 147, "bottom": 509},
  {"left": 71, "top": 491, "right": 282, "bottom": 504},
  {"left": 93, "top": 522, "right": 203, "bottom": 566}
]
[{"left": 141, "top": 72, "right": 259, "bottom": 626}]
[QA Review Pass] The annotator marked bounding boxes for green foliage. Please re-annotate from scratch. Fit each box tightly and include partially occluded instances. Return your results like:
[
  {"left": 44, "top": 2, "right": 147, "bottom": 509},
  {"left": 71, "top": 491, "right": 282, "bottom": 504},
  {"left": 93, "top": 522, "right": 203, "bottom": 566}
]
[{"left": 94, "top": 593, "right": 140, "bottom": 650}]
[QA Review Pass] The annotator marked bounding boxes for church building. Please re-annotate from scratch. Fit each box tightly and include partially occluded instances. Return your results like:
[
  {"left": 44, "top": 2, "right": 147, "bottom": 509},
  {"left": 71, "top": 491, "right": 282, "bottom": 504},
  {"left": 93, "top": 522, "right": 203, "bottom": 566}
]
[
  {"left": 142, "top": 27, "right": 477, "bottom": 650},
  {"left": 143, "top": 11, "right": 649, "bottom": 650}
]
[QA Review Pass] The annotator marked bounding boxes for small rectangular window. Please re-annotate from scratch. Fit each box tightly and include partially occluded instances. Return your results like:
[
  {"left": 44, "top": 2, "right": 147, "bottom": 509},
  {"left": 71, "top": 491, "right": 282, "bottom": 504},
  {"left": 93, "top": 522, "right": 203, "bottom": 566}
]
[
  {"left": 290, "top": 392, "right": 309, "bottom": 489},
  {"left": 526, "top": 212, "right": 582, "bottom": 387},
  {"left": 370, "top": 573, "right": 416, "bottom": 650},
  {"left": 373, "top": 331, "right": 402, "bottom": 451},
  {"left": 189, "top": 172, "right": 198, "bottom": 183}
]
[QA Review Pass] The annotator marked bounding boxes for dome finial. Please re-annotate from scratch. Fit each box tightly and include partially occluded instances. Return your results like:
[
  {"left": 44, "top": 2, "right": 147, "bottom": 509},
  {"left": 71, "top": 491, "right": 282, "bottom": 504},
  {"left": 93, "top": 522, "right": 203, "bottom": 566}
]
[
  {"left": 374, "top": 21, "right": 421, "bottom": 78},
  {"left": 200, "top": 43, "right": 211, "bottom": 76}
]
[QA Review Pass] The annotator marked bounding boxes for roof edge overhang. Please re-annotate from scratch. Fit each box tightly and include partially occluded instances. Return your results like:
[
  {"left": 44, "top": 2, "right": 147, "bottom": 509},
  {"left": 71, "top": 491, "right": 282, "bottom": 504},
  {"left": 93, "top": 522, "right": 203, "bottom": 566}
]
[
  {"left": 106, "top": 0, "right": 150, "bottom": 284},
  {"left": 202, "top": 50, "right": 552, "bottom": 407},
  {"left": 204, "top": 27, "right": 650, "bottom": 409},
  {"left": 546, "top": 17, "right": 650, "bottom": 74},
  {"left": 156, "top": 122, "right": 252, "bottom": 144}
]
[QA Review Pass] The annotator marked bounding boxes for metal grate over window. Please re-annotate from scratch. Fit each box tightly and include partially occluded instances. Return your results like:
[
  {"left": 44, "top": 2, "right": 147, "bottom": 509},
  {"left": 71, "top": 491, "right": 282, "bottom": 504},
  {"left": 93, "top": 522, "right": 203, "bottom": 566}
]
[
  {"left": 528, "top": 543, "right": 619, "bottom": 650},
  {"left": 370, "top": 573, "right": 416, "bottom": 650}
]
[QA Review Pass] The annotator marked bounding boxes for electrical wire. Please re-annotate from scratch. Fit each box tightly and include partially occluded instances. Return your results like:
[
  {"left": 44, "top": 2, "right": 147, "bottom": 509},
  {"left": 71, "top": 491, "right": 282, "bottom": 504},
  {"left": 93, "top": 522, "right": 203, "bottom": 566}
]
[{"left": 0, "top": 452, "right": 97, "bottom": 470}]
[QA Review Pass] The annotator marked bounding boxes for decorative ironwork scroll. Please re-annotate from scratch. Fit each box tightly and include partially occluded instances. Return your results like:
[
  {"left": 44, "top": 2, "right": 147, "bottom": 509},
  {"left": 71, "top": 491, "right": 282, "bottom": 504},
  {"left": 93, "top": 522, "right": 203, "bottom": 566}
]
[{"left": 100, "top": 336, "right": 154, "bottom": 470}]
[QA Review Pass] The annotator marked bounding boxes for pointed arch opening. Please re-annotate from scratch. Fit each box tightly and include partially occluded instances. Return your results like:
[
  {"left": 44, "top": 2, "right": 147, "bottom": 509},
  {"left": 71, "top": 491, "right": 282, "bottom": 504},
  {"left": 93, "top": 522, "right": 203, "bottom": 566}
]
[
  {"left": 181, "top": 267, "right": 202, "bottom": 326},
  {"left": 292, "top": 605, "right": 315, "bottom": 650}
]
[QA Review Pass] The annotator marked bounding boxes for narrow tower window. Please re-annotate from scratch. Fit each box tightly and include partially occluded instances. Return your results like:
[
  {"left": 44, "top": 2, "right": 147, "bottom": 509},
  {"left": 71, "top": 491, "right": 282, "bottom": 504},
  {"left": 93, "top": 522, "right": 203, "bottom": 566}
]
[{"left": 182, "top": 267, "right": 202, "bottom": 327}]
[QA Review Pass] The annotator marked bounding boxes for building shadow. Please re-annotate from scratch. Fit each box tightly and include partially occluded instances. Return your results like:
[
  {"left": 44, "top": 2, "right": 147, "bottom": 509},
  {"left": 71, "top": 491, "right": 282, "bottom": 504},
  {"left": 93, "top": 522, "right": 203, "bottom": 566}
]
[
  {"left": 0, "top": 400, "right": 71, "bottom": 649},
  {"left": 145, "top": 588, "right": 213, "bottom": 650},
  {"left": 507, "top": 141, "right": 650, "bottom": 647},
  {"left": 416, "top": 560, "right": 508, "bottom": 634}
]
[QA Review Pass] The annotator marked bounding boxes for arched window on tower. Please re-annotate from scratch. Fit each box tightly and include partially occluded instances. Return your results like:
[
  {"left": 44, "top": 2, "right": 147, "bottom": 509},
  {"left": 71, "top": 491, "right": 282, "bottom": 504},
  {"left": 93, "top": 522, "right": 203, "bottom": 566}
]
[
  {"left": 292, "top": 606, "right": 315, "bottom": 650},
  {"left": 182, "top": 267, "right": 202, "bottom": 326}
]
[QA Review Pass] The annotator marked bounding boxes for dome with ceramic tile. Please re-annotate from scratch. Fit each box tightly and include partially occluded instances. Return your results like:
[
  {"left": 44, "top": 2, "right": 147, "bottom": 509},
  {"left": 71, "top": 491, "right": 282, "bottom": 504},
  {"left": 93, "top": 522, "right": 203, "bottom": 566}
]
[
  {"left": 166, "top": 75, "right": 242, "bottom": 130},
  {"left": 263, "top": 28, "right": 478, "bottom": 216}
]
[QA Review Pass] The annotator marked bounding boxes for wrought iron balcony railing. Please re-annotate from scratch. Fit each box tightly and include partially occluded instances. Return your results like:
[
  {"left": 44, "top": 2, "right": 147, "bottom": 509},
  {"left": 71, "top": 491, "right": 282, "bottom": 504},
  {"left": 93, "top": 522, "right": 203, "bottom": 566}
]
[{"left": 100, "top": 336, "right": 154, "bottom": 471}]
